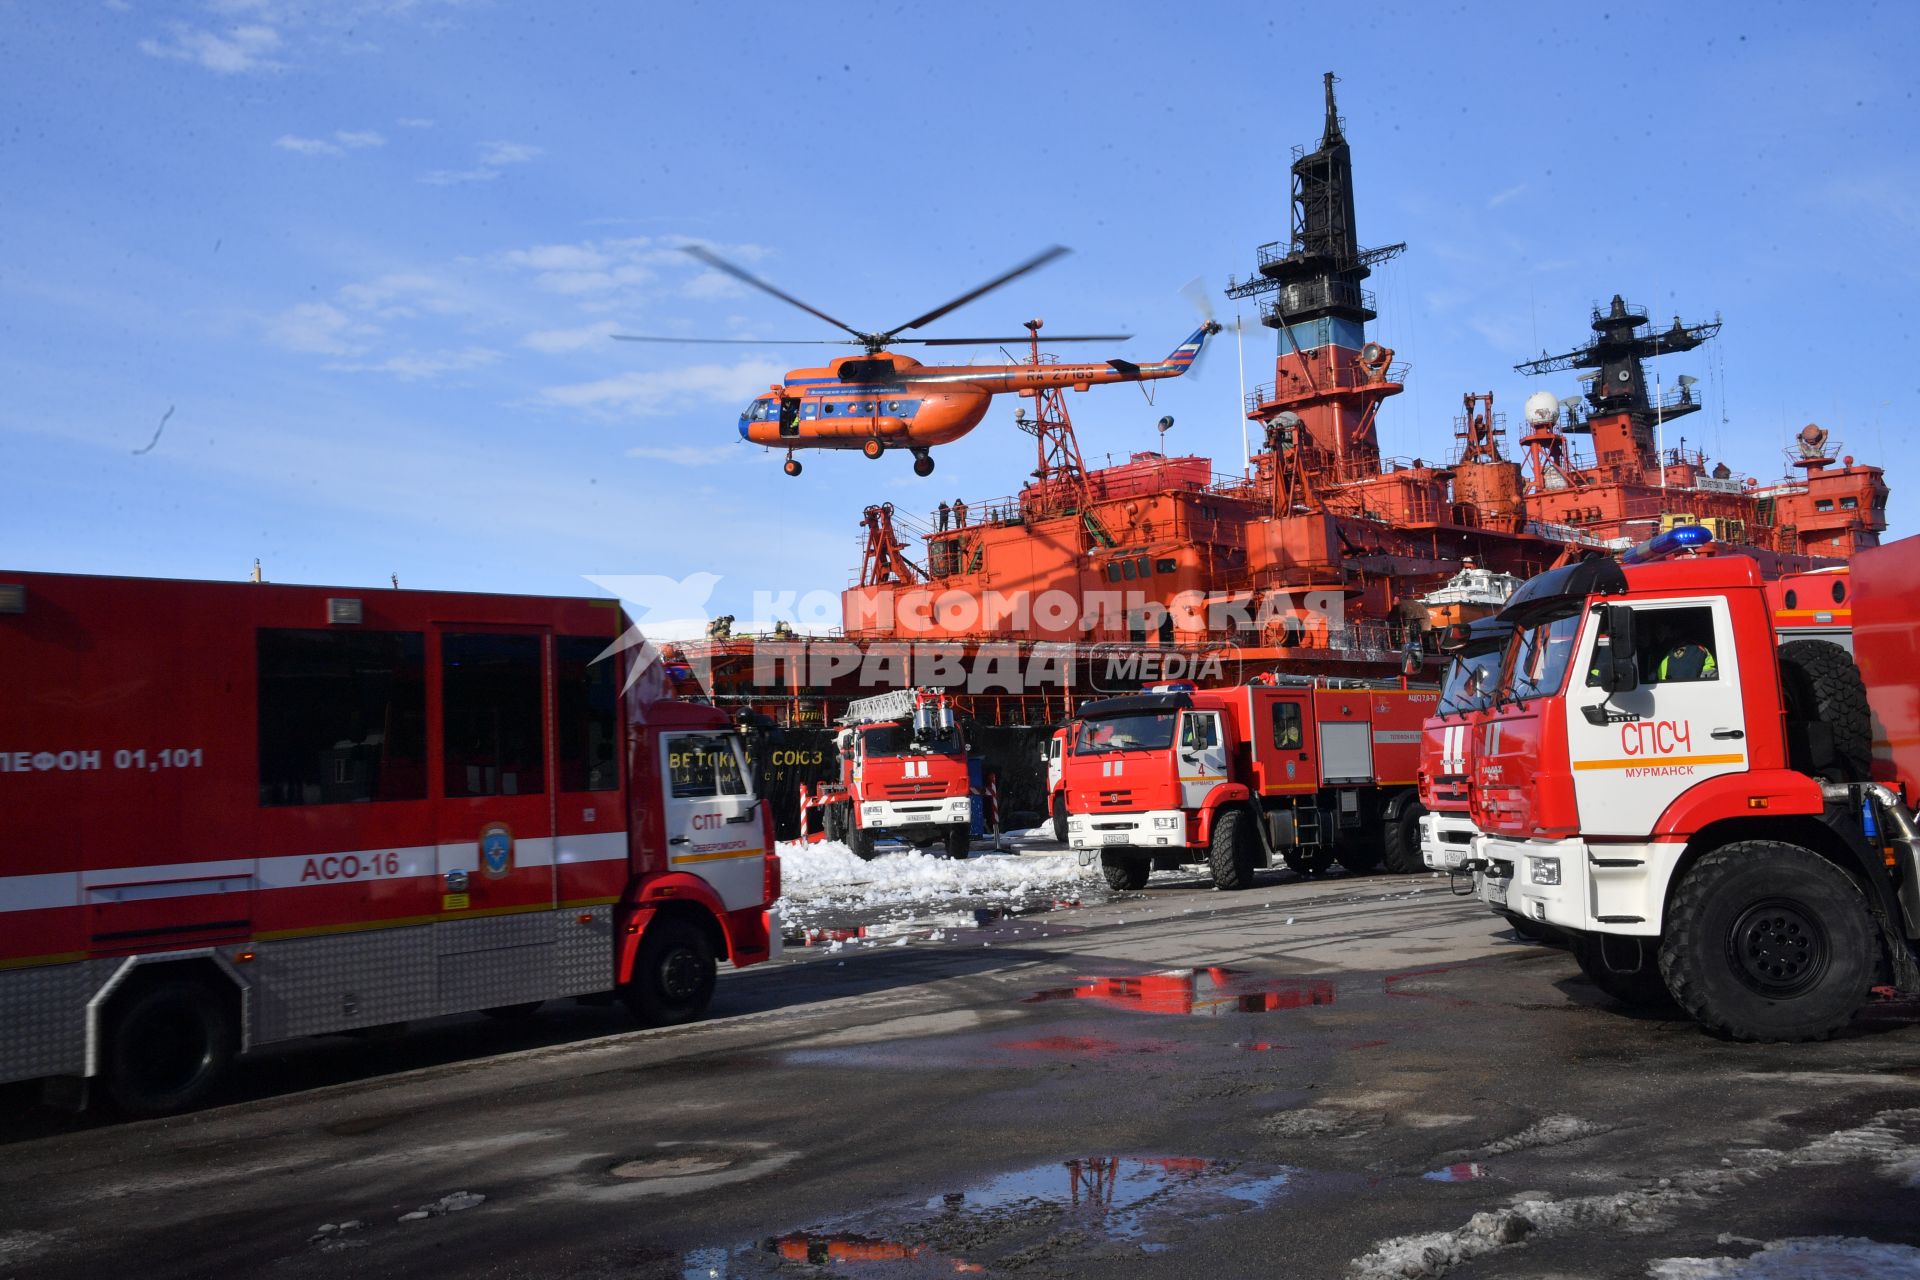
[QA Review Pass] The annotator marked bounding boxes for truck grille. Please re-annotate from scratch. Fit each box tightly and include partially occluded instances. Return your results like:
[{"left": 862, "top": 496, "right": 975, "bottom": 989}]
[
  {"left": 1096, "top": 790, "right": 1134, "bottom": 808},
  {"left": 883, "top": 780, "right": 950, "bottom": 798}
]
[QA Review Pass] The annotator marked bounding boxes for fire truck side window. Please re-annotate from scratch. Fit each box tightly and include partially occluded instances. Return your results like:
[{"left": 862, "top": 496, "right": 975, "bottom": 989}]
[
  {"left": 442, "top": 633, "right": 546, "bottom": 798},
  {"left": 668, "top": 734, "right": 748, "bottom": 798},
  {"left": 257, "top": 629, "right": 427, "bottom": 806},
  {"left": 555, "top": 636, "right": 618, "bottom": 792},
  {"left": 1272, "top": 702, "right": 1304, "bottom": 750}
]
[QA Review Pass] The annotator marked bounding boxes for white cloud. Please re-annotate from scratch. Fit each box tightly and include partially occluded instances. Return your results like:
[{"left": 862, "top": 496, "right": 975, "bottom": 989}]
[
  {"left": 626, "top": 445, "right": 743, "bottom": 467},
  {"left": 420, "top": 166, "right": 499, "bottom": 186},
  {"left": 267, "top": 302, "right": 375, "bottom": 355},
  {"left": 326, "top": 346, "right": 501, "bottom": 380},
  {"left": 478, "top": 140, "right": 542, "bottom": 166},
  {"left": 275, "top": 134, "right": 343, "bottom": 157},
  {"left": 274, "top": 128, "right": 385, "bottom": 158},
  {"left": 682, "top": 270, "right": 744, "bottom": 300},
  {"left": 500, "top": 244, "right": 611, "bottom": 272},
  {"left": 523, "top": 320, "right": 622, "bottom": 353},
  {"left": 541, "top": 358, "right": 783, "bottom": 417},
  {"left": 337, "top": 271, "right": 467, "bottom": 318},
  {"left": 1486, "top": 183, "right": 1528, "bottom": 210},
  {"left": 140, "top": 23, "right": 283, "bottom": 73},
  {"left": 396, "top": 116, "right": 435, "bottom": 129}
]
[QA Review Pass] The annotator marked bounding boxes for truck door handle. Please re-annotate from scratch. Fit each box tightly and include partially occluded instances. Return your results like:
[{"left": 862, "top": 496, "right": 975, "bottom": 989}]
[
  {"left": 1710, "top": 728, "right": 1744, "bottom": 740},
  {"left": 669, "top": 836, "right": 689, "bottom": 845}
]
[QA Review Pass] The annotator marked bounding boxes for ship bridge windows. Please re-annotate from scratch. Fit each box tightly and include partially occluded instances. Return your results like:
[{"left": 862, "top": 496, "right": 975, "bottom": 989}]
[
  {"left": 1815, "top": 498, "right": 1834, "bottom": 513},
  {"left": 1156, "top": 558, "right": 1179, "bottom": 575},
  {"left": 1840, "top": 496, "right": 1858, "bottom": 510}
]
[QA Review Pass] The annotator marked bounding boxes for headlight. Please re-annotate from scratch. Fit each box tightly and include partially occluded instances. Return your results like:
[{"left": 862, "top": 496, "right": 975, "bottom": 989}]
[
  {"left": 1527, "top": 855, "right": 1561, "bottom": 886},
  {"left": 1153, "top": 816, "right": 1179, "bottom": 830}
]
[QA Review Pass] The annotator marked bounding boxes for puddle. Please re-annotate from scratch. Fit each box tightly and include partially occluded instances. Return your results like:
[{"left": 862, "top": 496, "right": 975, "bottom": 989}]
[
  {"left": 1422, "top": 1163, "right": 1488, "bottom": 1182},
  {"left": 682, "top": 1156, "right": 1296, "bottom": 1275},
  {"left": 1023, "top": 968, "right": 1335, "bottom": 1017},
  {"left": 997, "top": 1034, "right": 1183, "bottom": 1057}
]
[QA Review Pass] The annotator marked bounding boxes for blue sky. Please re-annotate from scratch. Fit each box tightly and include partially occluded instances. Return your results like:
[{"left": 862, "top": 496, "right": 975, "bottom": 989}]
[{"left": 4, "top": 1, "right": 1916, "bottom": 625}]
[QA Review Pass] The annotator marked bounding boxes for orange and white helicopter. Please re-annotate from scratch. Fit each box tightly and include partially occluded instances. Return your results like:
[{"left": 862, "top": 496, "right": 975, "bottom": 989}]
[{"left": 616, "top": 246, "right": 1220, "bottom": 477}]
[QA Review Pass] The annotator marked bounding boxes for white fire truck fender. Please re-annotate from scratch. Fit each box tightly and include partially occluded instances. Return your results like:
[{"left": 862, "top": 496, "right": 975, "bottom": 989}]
[
  {"left": 1651, "top": 767, "right": 1824, "bottom": 840},
  {"left": 1194, "top": 783, "right": 1255, "bottom": 844},
  {"left": 83, "top": 949, "right": 254, "bottom": 1076},
  {"left": 620, "top": 877, "right": 742, "bottom": 979}
]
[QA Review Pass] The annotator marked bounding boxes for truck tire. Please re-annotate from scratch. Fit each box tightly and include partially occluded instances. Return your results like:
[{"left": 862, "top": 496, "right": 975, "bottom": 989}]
[
  {"left": 1659, "top": 841, "right": 1876, "bottom": 1042},
  {"left": 1209, "top": 807, "right": 1258, "bottom": 890},
  {"left": 1335, "top": 840, "right": 1381, "bottom": 875},
  {"left": 1282, "top": 846, "right": 1337, "bottom": 876},
  {"left": 1380, "top": 801, "right": 1427, "bottom": 874},
  {"left": 104, "top": 977, "right": 237, "bottom": 1116},
  {"left": 622, "top": 918, "right": 717, "bottom": 1026},
  {"left": 1571, "top": 932, "right": 1670, "bottom": 1006},
  {"left": 1051, "top": 793, "right": 1069, "bottom": 844},
  {"left": 945, "top": 824, "right": 970, "bottom": 860},
  {"left": 1101, "top": 851, "right": 1149, "bottom": 891},
  {"left": 823, "top": 803, "right": 845, "bottom": 844},
  {"left": 848, "top": 824, "right": 878, "bottom": 861},
  {"left": 1778, "top": 639, "right": 1871, "bottom": 781}
]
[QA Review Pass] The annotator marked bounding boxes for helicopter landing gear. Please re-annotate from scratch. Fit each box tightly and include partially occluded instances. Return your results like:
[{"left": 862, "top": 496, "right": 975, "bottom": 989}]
[
  {"left": 861, "top": 439, "right": 886, "bottom": 461},
  {"left": 911, "top": 450, "right": 935, "bottom": 477},
  {"left": 782, "top": 454, "right": 802, "bottom": 477}
]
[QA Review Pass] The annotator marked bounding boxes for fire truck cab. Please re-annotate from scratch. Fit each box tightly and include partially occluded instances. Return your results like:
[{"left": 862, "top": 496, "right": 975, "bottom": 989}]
[
  {"left": 815, "top": 688, "right": 973, "bottom": 860},
  {"left": 1469, "top": 528, "right": 1920, "bottom": 1040},
  {"left": 1417, "top": 616, "right": 1512, "bottom": 876},
  {"left": 0, "top": 572, "right": 779, "bottom": 1114},
  {"left": 1062, "top": 678, "right": 1436, "bottom": 891}
]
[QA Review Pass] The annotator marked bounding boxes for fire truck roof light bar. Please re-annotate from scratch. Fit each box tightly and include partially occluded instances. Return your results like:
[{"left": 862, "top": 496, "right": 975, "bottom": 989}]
[
  {"left": 327, "top": 597, "right": 364, "bottom": 625},
  {"left": 0, "top": 584, "right": 22, "bottom": 614},
  {"left": 1621, "top": 524, "right": 1715, "bottom": 565}
]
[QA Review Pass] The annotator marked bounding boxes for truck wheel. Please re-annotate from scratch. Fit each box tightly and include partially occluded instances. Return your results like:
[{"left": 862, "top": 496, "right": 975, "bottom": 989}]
[
  {"left": 1778, "top": 639, "right": 1872, "bottom": 781},
  {"left": 1051, "top": 793, "right": 1069, "bottom": 843},
  {"left": 848, "top": 824, "right": 878, "bottom": 861},
  {"left": 1209, "top": 808, "right": 1258, "bottom": 890},
  {"left": 622, "top": 918, "right": 717, "bottom": 1026},
  {"left": 104, "top": 977, "right": 237, "bottom": 1116},
  {"left": 945, "top": 824, "right": 971, "bottom": 860},
  {"left": 1380, "top": 801, "right": 1427, "bottom": 874},
  {"left": 1659, "top": 841, "right": 1876, "bottom": 1042},
  {"left": 1101, "top": 851, "right": 1149, "bottom": 891},
  {"left": 1335, "top": 840, "right": 1381, "bottom": 875},
  {"left": 1571, "top": 932, "right": 1670, "bottom": 1006},
  {"left": 1282, "top": 846, "right": 1336, "bottom": 877},
  {"left": 823, "top": 803, "right": 844, "bottom": 843}
]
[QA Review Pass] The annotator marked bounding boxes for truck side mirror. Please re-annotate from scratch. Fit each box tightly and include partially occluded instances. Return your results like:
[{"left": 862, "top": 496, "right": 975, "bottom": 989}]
[{"left": 1596, "top": 604, "right": 1639, "bottom": 694}]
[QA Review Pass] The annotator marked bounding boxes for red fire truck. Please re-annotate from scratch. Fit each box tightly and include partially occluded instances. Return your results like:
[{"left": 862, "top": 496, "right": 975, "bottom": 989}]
[
  {"left": 1062, "top": 678, "right": 1437, "bottom": 891},
  {"left": 1417, "top": 616, "right": 1512, "bottom": 875},
  {"left": 1045, "top": 726, "right": 1069, "bottom": 842},
  {"left": 0, "top": 572, "right": 779, "bottom": 1114},
  {"left": 1468, "top": 527, "right": 1920, "bottom": 1039},
  {"left": 814, "top": 688, "right": 973, "bottom": 860}
]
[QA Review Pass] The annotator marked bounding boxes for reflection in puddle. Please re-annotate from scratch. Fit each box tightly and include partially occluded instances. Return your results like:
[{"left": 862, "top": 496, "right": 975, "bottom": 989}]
[
  {"left": 1422, "top": 1162, "right": 1488, "bottom": 1182},
  {"left": 682, "top": 1156, "right": 1296, "bottom": 1275},
  {"left": 1023, "top": 968, "right": 1335, "bottom": 1017}
]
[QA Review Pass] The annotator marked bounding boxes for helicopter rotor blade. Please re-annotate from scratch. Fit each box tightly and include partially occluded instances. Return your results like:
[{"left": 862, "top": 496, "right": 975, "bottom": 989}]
[
  {"left": 611, "top": 334, "right": 852, "bottom": 345},
  {"left": 680, "top": 245, "right": 868, "bottom": 343},
  {"left": 909, "top": 333, "right": 1133, "bottom": 346},
  {"left": 882, "top": 245, "right": 1070, "bottom": 340}
]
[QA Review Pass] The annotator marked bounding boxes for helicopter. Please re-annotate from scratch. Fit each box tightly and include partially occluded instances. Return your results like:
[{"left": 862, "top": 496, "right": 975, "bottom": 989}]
[{"left": 615, "top": 245, "right": 1221, "bottom": 477}]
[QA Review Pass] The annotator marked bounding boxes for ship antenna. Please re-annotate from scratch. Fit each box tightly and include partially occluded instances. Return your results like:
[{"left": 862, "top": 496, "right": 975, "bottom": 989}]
[{"left": 1322, "top": 71, "right": 1343, "bottom": 145}]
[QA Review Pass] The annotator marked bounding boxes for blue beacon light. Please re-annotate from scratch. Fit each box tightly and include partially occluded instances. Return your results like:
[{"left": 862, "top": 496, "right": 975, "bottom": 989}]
[{"left": 1621, "top": 524, "right": 1714, "bottom": 565}]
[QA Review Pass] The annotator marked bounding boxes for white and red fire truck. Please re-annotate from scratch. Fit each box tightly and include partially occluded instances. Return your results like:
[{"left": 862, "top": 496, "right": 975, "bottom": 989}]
[
  {"left": 1417, "top": 616, "right": 1512, "bottom": 877},
  {"left": 0, "top": 572, "right": 779, "bottom": 1113},
  {"left": 1467, "top": 527, "right": 1920, "bottom": 1039},
  {"left": 1062, "top": 677, "right": 1437, "bottom": 891},
  {"left": 813, "top": 688, "right": 973, "bottom": 860},
  {"left": 1045, "top": 726, "right": 1069, "bottom": 842}
]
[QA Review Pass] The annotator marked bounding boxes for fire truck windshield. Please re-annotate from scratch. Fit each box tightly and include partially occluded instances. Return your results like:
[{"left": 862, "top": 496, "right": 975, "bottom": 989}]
[
  {"left": 1072, "top": 711, "right": 1178, "bottom": 755},
  {"left": 1496, "top": 610, "right": 1583, "bottom": 705},
  {"left": 1437, "top": 649, "right": 1503, "bottom": 716},
  {"left": 862, "top": 723, "right": 962, "bottom": 757}
]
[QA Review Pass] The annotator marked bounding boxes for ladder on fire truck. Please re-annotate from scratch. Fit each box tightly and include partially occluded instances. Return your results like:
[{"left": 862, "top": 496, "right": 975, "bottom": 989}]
[{"left": 842, "top": 687, "right": 931, "bottom": 725}]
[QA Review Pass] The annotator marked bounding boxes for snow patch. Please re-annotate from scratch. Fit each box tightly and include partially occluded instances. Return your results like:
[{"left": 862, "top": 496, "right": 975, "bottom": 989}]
[
  {"left": 1481, "top": 1114, "right": 1614, "bottom": 1155},
  {"left": 1648, "top": 1236, "right": 1920, "bottom": 1278},
  {"left": 774, "top": 840, "right": 1095, "bottom": 919}
]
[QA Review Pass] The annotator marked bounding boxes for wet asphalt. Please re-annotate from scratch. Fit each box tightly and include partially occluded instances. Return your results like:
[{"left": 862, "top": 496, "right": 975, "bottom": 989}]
[{"left": 6, "top": 855, "right": 1920, "bottom": 1280}]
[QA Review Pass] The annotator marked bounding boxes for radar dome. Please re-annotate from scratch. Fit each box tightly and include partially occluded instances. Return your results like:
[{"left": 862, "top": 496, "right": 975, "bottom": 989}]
[{"left": 1524, "top": 391, "right": 1561, "bottom": 426}]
